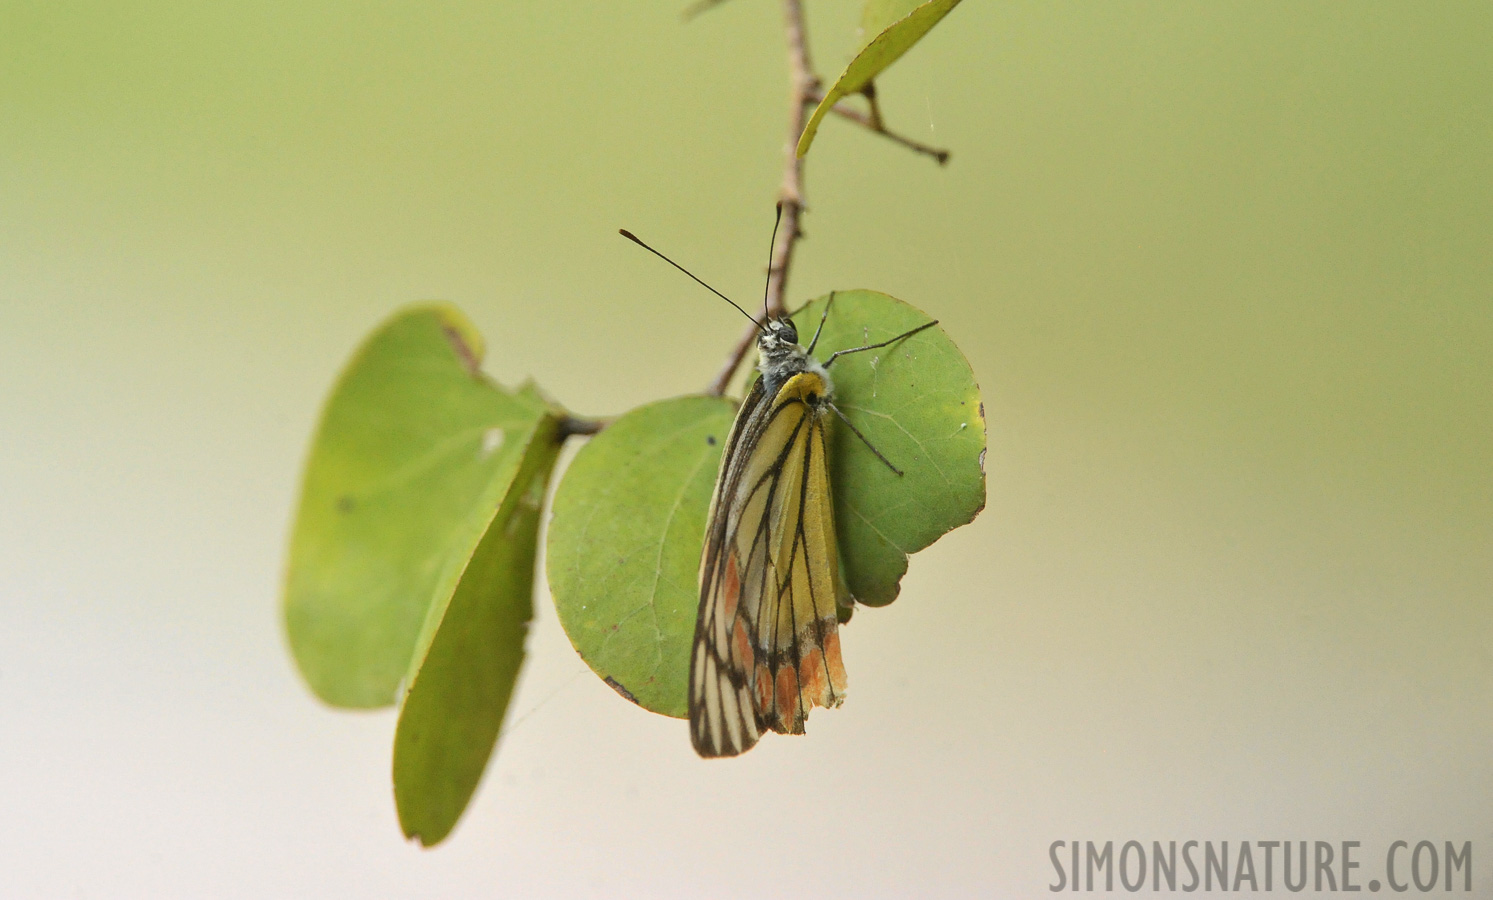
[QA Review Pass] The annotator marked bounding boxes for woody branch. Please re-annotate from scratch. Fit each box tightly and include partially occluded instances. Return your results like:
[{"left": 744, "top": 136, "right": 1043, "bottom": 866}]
[{"left": 707, "top": 0, "right": 817, "bottom": 396}]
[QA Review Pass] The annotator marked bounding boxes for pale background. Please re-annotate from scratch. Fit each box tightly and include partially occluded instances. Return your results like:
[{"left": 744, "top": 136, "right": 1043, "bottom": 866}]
[{"left": 2, "top": 1, "right": 1490, "bottom": 897}]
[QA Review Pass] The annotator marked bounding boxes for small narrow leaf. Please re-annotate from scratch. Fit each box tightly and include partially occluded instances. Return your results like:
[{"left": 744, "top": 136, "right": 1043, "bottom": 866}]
[
  {"left": 547, "top": 396, "right": 736, "bottom": 718},
  {"left": 284, "top": 304, "right": 548, "bottom": 708},
  {"left": 393, "top": 416, "right": 562, "bottom": 847},
  {"left": 860, "top": 0, "right": 925, "bottom": 41},
  {"left": 797, "top": 0, "right": 963, "bottom": 158}
]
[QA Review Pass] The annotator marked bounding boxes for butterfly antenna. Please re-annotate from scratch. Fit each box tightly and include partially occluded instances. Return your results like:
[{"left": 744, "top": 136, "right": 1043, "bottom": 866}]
[
  {"left": 761, "top": 202, "right": 783, "bottom": 324},
  {"left": 619, "top": 229, "right": 764, "bottom": 332}
]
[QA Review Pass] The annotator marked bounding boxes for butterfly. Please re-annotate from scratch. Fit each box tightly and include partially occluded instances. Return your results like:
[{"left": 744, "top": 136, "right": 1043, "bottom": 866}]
[
  {"left": 618, "top": 222, "right": 934, "bottom": 758},
  {"left": 689, "top": 303, "right": 934, "bottom": 756}
]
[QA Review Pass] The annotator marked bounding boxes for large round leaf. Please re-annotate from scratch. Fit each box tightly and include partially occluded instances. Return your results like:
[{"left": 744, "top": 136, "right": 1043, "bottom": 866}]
[
  {"left": 547, "top": 396, "right": 735, "bottom": 718},
  {"left": 284, "top": 304, "right": 550, "bottom": 708},
  {"left": 792, "top": 290, "right": 986, "bottom": 605}
]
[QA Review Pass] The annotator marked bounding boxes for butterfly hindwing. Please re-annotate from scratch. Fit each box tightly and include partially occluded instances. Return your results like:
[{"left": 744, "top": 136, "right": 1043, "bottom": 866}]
[{"left": 691, "top": 372, "right": 848, "bottom": 757}]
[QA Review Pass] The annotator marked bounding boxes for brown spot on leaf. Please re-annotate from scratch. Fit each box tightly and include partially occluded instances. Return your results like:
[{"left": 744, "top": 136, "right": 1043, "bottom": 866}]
[
  {"left": 604, "top": 676, "right": 638, "bottom": 705},
  {"left": 977, "top": 401, "right": 988, "bottom": 475}
]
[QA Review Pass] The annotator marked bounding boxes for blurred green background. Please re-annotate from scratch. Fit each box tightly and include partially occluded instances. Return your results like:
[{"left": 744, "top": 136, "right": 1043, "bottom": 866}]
[{"left": 1, "top": 1, "right": 1489, "bottom": 896}]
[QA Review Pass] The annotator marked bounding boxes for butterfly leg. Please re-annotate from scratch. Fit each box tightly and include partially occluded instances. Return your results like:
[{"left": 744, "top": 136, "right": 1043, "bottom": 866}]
[
  {"left": 829, "top": 402, "right": 903, "bottom": 476},
  {"left": 805, "top": 291, "right": 837, "bottom": 354},
  {"left": 822, "top": 319, "right": 938, "bottom": 368}
]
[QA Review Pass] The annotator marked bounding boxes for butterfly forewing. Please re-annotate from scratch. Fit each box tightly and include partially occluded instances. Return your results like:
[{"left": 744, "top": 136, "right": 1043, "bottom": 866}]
[{"left": 691, "top": 371, "right": 848, "bottom": 758}]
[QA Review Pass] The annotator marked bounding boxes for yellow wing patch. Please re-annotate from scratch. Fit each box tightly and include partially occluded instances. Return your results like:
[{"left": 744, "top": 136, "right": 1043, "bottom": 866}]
[{"left": 690, "top": 371, "right": 849, "bottom": 758}]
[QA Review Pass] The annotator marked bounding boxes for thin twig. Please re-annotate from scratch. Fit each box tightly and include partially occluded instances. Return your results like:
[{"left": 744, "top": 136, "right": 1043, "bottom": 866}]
[
  {"left": 707, "top": 326, "right": 761, "bottom": 396},
  {"left": 558, "top": 415, "right": 605, "bottom": 438},
  {"left": 707, "top": 0, "right": 819, "bottom": 397},
  {"left": 808, "top": 86, "right": 951, "bottom": 165},
  {"left": 862, "top": 82, "right": 887, "bottom": 131},
  {"left": 770, "top": 0, "right": 817, "bottom": 319},
  {"left": 680, "top": 0, "right": 733, "bottom": 20}
]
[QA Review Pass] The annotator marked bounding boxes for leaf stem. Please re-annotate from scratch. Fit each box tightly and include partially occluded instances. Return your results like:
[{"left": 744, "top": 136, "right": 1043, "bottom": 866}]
[{"left": 809, "top": 85, "right": 951, "bottom": 165}]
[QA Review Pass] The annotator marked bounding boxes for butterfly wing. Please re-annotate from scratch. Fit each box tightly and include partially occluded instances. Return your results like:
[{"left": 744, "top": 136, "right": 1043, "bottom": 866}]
[{"left": 691, "top": 371, "right": 849, "bottom": 758}]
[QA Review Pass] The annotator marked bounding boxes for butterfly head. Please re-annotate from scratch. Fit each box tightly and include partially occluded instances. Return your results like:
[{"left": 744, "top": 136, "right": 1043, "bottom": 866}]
[
  {"left": 757, "top": 317, "right": 806, "bottom": 379},
  {"left": 757, "top": 316, "right": 800, "bottom": 356},
  {"left": 756, "top": 315, "right": 828, "bottom": 397}
]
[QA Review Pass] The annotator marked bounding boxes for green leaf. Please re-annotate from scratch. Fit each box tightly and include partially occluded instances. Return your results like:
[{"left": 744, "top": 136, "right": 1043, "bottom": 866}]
[
  {"left": 860, "top": 0, "right": 926, "bottom": 42},
  {"left": 284, "top": 304, "right": 549, "bottom": 708},
  {"left": 797, "top": 0, "right": 963, "bottom": 158},
  {"left": 392, "top": 416, "right": 561, "bottom": 847},
  {"left": 792, "top": 290, "right": 986, "bottom": 605},
  {"left": 547, "top": 396, "right": 736, "bottom": 718}
]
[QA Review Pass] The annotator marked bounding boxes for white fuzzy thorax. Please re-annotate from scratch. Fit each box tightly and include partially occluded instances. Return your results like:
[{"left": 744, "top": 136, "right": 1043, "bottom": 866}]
[{"left": 756, "top": 318, "right": 832, "bottom": 399}]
